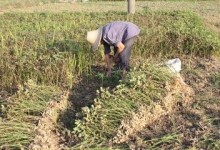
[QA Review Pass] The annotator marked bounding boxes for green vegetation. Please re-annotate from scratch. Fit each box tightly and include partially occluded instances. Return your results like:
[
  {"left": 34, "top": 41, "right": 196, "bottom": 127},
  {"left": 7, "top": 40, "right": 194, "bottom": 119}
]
[
  {"left": 72, "top": 59, "right": 220, "bottom": 149},
  {"left": 0, "top": 121, "right": 34, "bottom": 149},
  {"left": 73, "top": 64, "right": 173, "bottom": 149},
  {"left": 0, "top": 3, "right": 220, "bottom": 149},
  {"left": 0, "top": 80, "right": 63, "bottom": 149},
  {"left": 0, "top": 11, "right": 219, "bottom": 90}
]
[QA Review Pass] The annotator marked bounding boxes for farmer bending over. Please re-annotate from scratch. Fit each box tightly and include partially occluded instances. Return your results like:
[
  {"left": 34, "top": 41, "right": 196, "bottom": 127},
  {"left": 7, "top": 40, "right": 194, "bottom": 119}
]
[{"left": 86, "top": 21, "right": 140, "bottom": 77}]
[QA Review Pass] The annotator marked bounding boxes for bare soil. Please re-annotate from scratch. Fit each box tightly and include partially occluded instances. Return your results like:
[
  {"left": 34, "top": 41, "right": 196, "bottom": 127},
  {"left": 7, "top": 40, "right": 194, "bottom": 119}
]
[{"left": 29, "top": 93, "right": 69, "bottom": 150}]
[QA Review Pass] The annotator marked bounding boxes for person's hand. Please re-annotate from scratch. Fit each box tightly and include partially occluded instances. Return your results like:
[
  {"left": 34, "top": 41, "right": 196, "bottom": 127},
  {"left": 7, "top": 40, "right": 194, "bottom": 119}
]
[
  {"left": 107, "top": 70, "right": 112, "bottom": 77},
  {"left": 116, "top": 42, "right": 125, "bottom": 53}
]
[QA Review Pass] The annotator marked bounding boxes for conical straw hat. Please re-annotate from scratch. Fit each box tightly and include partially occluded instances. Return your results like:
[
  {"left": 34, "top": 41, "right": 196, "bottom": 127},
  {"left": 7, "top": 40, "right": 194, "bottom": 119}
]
[{"left": 86, "top": 27, "right": 103, "bottom": 51}]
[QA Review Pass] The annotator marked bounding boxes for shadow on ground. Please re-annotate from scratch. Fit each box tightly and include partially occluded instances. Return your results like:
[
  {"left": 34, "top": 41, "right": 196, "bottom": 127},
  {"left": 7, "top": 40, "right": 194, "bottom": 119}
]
[{"left": 57, "top": 65, "right": 121, "bottom": 145}]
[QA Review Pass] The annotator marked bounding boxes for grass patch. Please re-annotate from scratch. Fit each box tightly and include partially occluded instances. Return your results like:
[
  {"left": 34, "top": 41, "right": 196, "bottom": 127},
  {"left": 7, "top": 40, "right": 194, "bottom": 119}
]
[
  {"left": 0, "top": 121, "right": 34, "bottom": 149},
  {"left": 0, "top": 11, "right": 219, "bottom": 90},
  {"left": 7, "top": 80, "right": 62, "bottom": 121},
  {"left": 72, "top": 63, "right": 193, "bottom": 149},
  {"left": 0, "top": 80, "right": 63, "bottom": 149}
]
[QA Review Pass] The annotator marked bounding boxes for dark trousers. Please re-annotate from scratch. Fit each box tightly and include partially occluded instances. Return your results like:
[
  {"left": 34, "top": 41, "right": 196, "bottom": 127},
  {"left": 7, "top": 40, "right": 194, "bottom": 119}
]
[{"left": 114, "top": 36, "right": 137, "bottom": 71}]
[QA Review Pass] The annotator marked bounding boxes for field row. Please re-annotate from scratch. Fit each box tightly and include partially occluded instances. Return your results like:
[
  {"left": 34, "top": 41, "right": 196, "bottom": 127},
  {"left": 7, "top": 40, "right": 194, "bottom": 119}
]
[
  {"left": 0, "top": 11, "right": 219, "bottom": 89},
  {"left": 0, "top": 6, "right": 220, "bottom": 150}
]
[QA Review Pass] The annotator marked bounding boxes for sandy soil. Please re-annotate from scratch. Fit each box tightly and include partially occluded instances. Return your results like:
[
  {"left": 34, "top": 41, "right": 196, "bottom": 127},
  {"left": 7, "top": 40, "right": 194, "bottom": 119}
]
[{"left": 29, "top": 92, "right": 69, "bottom": 150}]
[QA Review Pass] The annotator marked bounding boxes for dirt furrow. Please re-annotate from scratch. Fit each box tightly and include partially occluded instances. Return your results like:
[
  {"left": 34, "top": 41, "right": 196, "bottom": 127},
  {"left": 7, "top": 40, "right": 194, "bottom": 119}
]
[{"left": 29, "top": 92, "right": 69, "bottom": 150}]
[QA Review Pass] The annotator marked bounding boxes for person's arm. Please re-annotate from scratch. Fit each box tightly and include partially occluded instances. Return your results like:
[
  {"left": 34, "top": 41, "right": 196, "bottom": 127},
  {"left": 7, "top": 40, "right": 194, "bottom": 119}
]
[
  {"left": 105, "top": 53, "right": 112, "bottom": 76},
  {"left": 114, "top": 42, "right": 125, "bottom": 61},
  {"left": 103, "top": 40, "right": 112, "bottom": 76}
]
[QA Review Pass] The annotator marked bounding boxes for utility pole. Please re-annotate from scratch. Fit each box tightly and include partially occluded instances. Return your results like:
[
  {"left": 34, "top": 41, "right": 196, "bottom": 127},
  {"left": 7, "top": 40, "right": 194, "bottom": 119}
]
[{"left": 128, "top": 0, "right": 135, "bottom": 14}]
